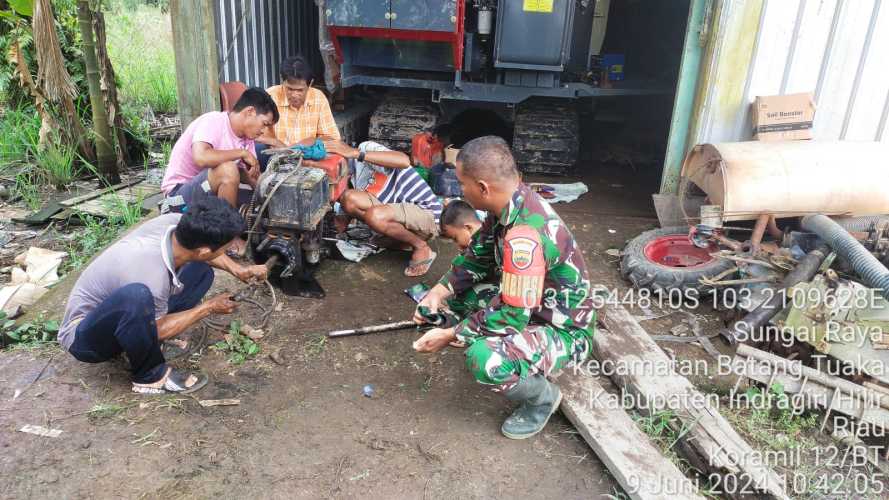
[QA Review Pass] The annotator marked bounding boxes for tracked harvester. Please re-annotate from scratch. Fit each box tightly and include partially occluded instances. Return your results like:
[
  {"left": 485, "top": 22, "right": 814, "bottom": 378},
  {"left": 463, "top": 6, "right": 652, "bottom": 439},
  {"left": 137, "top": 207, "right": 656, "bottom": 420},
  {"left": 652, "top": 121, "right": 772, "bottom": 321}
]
[{"left": 324, "top": 0, "right": 642, "bottom": 174}]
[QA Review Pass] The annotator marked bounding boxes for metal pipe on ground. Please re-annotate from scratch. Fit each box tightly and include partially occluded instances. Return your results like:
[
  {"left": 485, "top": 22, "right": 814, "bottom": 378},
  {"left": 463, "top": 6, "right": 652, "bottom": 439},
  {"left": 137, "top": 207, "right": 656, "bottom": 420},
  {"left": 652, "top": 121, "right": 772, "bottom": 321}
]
[{"left": 722, "top": 243, "right": 830, "bottom": 345}]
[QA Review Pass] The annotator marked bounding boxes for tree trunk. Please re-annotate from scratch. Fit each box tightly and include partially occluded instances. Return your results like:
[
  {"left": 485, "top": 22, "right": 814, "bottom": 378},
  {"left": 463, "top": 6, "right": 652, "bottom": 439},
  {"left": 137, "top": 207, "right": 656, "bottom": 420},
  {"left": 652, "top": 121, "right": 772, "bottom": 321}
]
[
  {"left": 91, "top": 8, "right": 131, "bottom": 169},
  {"left": 76, "top": 0, "right": 118, "bottom": 184}
]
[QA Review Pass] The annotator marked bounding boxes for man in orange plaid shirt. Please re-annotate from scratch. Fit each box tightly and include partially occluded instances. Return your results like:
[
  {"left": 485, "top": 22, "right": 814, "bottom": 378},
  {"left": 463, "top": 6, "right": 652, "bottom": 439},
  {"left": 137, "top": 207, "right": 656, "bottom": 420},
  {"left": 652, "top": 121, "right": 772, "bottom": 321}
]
[{"left": 258, "top": 55, "right": 340, "bottom": 156}]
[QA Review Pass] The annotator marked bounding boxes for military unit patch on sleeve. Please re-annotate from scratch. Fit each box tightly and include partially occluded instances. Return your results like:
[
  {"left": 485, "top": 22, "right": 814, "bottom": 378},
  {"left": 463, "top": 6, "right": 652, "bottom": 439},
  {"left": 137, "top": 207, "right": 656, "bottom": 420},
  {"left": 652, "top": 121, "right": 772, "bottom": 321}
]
[{"left": 501, "top": 225, "right": 545, "bottom": 308}]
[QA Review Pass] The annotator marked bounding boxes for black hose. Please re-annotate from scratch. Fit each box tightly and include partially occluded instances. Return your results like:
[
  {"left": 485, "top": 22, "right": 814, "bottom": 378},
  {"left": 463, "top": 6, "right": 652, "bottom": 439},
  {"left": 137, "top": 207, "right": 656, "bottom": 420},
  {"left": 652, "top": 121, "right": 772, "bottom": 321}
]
[
  {"left": 831, "top": 215, "right": 889, "bottom": 232},
  {"left": 722, "top": 244, "right": 830, "bottom": 345},
  {"left": 802, "top": 214, "right": 889, "bottom": 301}
]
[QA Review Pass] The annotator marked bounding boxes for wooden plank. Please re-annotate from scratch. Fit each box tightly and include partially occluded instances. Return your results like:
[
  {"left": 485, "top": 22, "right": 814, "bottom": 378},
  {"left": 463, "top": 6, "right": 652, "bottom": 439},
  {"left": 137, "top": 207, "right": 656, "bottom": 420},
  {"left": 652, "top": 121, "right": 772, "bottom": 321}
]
[
  {"left": 560, "top": 374, "right": 704, "bottom": 500},
  {"left": 596, "top": 302, "right": 790, "bottom": 500},
  {"left": 734, "top": 344, "right": 889, "bottom": 430},
  {"left": 11, "top": 201, "right": 64, "bottom": 225},
  {"left": 58, "top": 178, "right": 142, "bottom": 207},
  {"left": 58, "top": 182, "right": 160, "bottom": 219}
]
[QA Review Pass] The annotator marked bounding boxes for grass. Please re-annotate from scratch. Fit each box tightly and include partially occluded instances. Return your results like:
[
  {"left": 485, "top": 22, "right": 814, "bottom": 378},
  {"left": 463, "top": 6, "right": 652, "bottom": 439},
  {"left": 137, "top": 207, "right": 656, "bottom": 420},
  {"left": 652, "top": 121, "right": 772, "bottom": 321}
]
[
  {"left": 303, "top": 334, "right": 327, "bottom": 357},
  {"left": 160, "top": 141, "right": 173, "bottom": 166},
  {"left": 0, "top": 312, "right": 60, "bottom": 349},
  {"left": 87, "top": 402, "right": 127, "bottom": 421},
  {"left": 14, "top": 170, "right": 42, "bottom": 210},
  {"left": 731, "top": 383, "right": 819, "bottom": 451},
  {"left": 33, "top": 141, "right": 80, "bottom": 190},
  {"left": 63, "top": 207, "right": 144, "bottom": 273},
  {"left": 0, "top": 106, "right": 41, "bottom": 169},
  {"left": 105, "top": 5, "right": 177, "bottom": 115},
  {"left": 212, "top": 320, "right": 261, "bottom": 365}
]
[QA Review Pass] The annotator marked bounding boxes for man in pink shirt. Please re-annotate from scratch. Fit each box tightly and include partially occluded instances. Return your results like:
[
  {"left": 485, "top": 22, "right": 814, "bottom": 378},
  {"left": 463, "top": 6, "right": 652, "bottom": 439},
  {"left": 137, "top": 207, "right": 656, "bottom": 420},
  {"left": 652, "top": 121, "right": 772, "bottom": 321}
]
[{"left": 161, "top": 88, "right": 279, "bottom": 215}]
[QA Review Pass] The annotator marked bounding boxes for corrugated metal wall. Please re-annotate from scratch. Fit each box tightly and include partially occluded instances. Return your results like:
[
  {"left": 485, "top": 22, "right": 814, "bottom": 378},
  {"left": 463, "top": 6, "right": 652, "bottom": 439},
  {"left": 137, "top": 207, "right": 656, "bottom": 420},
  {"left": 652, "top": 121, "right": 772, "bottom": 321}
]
[
  {"left": 214, "top": 0, "right": 323, "bottom": 89},
  {"left": 692, "top": 0, "right": 889, "bottom": 144}
]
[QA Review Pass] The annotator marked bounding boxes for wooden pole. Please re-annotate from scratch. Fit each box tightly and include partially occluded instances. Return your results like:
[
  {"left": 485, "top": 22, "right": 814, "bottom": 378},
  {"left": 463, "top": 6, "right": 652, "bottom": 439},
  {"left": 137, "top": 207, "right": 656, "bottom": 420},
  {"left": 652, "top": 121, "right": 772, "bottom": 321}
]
[{"left": 170, "top": 0, "right": 220, "bottom": 128}]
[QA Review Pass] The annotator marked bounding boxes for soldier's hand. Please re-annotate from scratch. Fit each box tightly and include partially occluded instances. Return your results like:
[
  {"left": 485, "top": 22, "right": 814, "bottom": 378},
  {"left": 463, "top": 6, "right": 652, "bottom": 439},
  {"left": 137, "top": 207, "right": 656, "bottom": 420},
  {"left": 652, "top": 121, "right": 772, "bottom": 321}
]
[
  {"left": 413, "top": 284, "right": 451, "bottom": 324},
  {"left": 413, "top": 327, "right": 457, "bottom": 353},
  {"left": 204, "top": 293, "right": 237, "bottom": 315}
]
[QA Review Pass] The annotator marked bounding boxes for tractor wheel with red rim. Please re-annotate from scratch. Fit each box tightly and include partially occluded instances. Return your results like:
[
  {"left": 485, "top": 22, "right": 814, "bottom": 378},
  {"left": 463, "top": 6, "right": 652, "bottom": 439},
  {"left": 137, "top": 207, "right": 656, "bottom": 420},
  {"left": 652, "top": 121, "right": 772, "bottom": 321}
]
[{"left": 620, "top": 227, "right": 735, "bottom": 292}]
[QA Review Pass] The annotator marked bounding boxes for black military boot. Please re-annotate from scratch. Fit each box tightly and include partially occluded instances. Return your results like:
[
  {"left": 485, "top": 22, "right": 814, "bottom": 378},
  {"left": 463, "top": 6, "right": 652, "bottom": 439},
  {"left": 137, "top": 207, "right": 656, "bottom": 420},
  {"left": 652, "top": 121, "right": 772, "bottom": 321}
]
[{"left": 500, "top": 374, "right": 562, "bottom": 439}]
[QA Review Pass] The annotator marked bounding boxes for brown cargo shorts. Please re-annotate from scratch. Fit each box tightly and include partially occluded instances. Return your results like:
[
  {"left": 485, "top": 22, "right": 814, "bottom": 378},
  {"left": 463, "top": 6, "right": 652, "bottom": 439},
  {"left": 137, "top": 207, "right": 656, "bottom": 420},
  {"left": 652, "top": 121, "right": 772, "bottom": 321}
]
[{"left": 366, "top": 195, "right": 439, "bottom": 240}]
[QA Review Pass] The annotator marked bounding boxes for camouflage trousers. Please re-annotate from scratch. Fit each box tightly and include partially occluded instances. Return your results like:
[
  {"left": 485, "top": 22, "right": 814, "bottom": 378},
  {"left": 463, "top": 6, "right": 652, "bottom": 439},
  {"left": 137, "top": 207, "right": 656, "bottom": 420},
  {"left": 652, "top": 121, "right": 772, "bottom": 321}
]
[{"left": 447, "top": 284, "right": 594, "bottom": 392}]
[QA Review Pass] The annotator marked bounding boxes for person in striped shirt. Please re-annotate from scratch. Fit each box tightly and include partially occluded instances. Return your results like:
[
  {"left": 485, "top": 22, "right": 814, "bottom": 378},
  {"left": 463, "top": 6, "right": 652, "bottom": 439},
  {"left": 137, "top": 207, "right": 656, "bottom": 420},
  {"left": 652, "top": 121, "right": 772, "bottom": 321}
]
[{"left": 327, "top": 140, "right": 442, "bottom": 277}]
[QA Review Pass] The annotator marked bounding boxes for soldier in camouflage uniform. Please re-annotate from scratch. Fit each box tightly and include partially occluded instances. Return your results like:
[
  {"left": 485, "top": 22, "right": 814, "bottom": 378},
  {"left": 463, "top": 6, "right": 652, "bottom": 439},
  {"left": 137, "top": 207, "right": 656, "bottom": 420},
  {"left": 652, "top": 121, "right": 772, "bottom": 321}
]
[{"left": 413, "top": 136, "right": 596, "bottom": 439}]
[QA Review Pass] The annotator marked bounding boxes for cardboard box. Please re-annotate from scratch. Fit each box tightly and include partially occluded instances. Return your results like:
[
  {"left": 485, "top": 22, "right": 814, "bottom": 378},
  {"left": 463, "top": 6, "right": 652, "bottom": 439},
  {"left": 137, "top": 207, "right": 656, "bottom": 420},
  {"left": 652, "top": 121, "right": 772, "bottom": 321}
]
[
  {"left": 752, "top": 92, "right": 816, "bottom": 141},
  {"left": 444, "top": 145, "right": 460, "bottom": 165},
  {"left": 601, "top": 54, "right": 625, "bottom": 81}
]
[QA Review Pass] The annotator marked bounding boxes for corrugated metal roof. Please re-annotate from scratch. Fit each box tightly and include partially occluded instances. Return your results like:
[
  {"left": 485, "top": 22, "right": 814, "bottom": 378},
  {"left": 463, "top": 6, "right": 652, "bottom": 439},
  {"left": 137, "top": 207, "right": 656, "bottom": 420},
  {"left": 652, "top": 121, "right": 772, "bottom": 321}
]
[
  {"left": 693, "top": 0, "right": 889, "bottom": 144},
  {"left": 214, "top": 0, "right": 324, "bottom": 90}
]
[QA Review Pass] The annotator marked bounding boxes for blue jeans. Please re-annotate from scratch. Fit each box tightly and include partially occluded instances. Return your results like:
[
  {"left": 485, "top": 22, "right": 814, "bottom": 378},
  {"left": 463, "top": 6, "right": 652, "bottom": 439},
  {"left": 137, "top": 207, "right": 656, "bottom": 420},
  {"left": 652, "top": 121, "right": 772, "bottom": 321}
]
[
  {"left": 67, "top": 262, "right": 214, "bottom": 383},
  {"left": 163, "top": 169, "right": 254, "bottom": 214},
  {"left": 255, "top": 143, "right": 272, "bottom": 172}
]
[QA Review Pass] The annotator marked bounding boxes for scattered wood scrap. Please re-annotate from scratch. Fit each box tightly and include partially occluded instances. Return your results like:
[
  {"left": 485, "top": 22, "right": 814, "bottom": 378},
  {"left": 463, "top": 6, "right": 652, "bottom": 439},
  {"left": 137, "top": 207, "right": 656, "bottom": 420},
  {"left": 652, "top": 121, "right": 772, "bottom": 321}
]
[
  {"left": 53, "top": 180, "right": 161, "bottom": 221},
  {"left": 734, "top": 344, "right": 889, "bottom": 431},
  {"left": 198, "top": 399, "right": 241, "bottom": 407},
  {"left": 19, "top": 424, "right": 62, "bottom": 438},
  {"left": 596, "top": 302, "right": 789, "bottom": 500},
  {"left": 560, "top": 373, "right": 704, "bottom": 500}
]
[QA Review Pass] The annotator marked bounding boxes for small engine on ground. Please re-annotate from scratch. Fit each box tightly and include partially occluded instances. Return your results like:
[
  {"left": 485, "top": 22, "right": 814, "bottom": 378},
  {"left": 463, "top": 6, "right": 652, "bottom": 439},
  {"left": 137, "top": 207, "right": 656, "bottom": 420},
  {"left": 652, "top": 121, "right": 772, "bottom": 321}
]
[{"left": 246, "top": 150, "right": 350, "bottom": 297}]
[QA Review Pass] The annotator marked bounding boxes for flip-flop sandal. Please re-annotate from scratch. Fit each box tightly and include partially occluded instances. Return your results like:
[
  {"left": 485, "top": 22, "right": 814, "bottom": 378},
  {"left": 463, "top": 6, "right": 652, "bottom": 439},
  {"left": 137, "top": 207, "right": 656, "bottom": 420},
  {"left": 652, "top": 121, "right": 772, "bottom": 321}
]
[
  {"left": 161, "top": 338, "right": 190, "bottom": 360},
  {"left": 132, "top": 368, "right": 209, "bottom": 395},
  {"left": 404, "top": 252, "right": 437, "bottom": 277},
  {"left": 160, "top": 328, "right": 208, "bottom": 361}
]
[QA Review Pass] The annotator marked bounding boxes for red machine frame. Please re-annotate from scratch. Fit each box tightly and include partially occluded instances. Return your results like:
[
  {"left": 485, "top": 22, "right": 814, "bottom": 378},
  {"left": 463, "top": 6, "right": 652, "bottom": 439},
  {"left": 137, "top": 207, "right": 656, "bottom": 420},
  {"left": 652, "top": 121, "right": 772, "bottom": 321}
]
[{"left": 327, "top": 0, "right": 466, "bottom": 72}]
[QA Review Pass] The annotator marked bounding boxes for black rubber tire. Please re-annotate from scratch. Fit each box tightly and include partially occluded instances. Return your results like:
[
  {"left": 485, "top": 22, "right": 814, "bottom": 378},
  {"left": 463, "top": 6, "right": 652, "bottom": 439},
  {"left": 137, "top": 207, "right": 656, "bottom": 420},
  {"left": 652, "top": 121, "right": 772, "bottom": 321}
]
[
  {"left": 620, "top": 227, "right": 735, "bottom": 292},
  {"left": 513, "top": 97, "right": 579, "bottom": 175}
]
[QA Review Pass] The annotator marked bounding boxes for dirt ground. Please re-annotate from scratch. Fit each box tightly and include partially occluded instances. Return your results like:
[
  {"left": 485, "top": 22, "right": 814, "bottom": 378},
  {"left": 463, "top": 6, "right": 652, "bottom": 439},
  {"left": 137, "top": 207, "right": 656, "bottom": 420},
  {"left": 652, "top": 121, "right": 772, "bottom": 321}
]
[{"left": 0, "top": 163, "right": 665, "bottom": 499}]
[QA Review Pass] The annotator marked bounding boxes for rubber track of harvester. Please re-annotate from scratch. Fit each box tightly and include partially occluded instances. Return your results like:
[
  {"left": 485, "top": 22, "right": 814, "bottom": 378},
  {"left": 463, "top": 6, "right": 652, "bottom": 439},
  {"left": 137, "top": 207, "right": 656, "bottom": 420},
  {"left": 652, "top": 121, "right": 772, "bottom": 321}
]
[
  {"left": 368, "top": 95, "right": 439, "bottom": 153},
  {"left": 512, "top": 98, "right": 579, "bottom": 175}
]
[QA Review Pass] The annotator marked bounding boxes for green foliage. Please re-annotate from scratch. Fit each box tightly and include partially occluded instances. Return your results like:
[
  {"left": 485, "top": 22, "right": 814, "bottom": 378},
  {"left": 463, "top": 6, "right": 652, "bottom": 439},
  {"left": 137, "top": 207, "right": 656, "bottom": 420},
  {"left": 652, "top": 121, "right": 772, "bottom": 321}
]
[
  {"left": 0, "top": 23, "right": 35, "bottom": 108},
  {"left": 8, "top": 0, "right": 34, "bottom": 18},
  {"left": 212, "top": 320, "right": 261, "bottom": 365},
  {"left": 13, "top": 169, "right": 42, "bottom": 210},
  {"left": 0, "top": 0, "right": 90, "bottom": 118},
  {"left": 1, "top": 312, "right": 59, "bottom": 346},
  {"left": 63, "top": 207, "right": 142, "bottom": 273},
  {"left": 740, "top": 384, "right": 819, "bottom": 450},
  {"left": 160, "top": 140, "right": 172, "bottom": 165},
  {"left": 0, "top": 105, "right": 41, "bottom": 168},
  {"left": 104, "top": 4, "right": 177, "bottom": 114},
  {"left": 87, "top": 402, "right": 127, "bottom": 421},
  {"left": 104, "top": 0, "right": 169, "bottom": 13},
  {"left": 33, "top": 140, "right": 80, "bottom": 189}
]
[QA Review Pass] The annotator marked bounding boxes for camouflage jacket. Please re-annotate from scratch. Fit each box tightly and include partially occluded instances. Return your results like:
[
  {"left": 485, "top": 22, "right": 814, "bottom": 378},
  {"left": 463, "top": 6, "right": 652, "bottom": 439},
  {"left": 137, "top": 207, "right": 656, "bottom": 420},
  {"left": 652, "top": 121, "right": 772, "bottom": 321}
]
[{"left": 439, "top": 183, "right": 595, "bottom": 342}]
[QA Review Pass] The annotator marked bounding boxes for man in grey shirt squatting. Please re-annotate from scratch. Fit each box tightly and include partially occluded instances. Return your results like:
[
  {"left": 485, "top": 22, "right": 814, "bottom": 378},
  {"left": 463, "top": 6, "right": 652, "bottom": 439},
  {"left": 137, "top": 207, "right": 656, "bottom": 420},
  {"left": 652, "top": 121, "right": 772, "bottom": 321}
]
[{"left": 58, "top": 197, "right": 268, "bottom": 394}]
